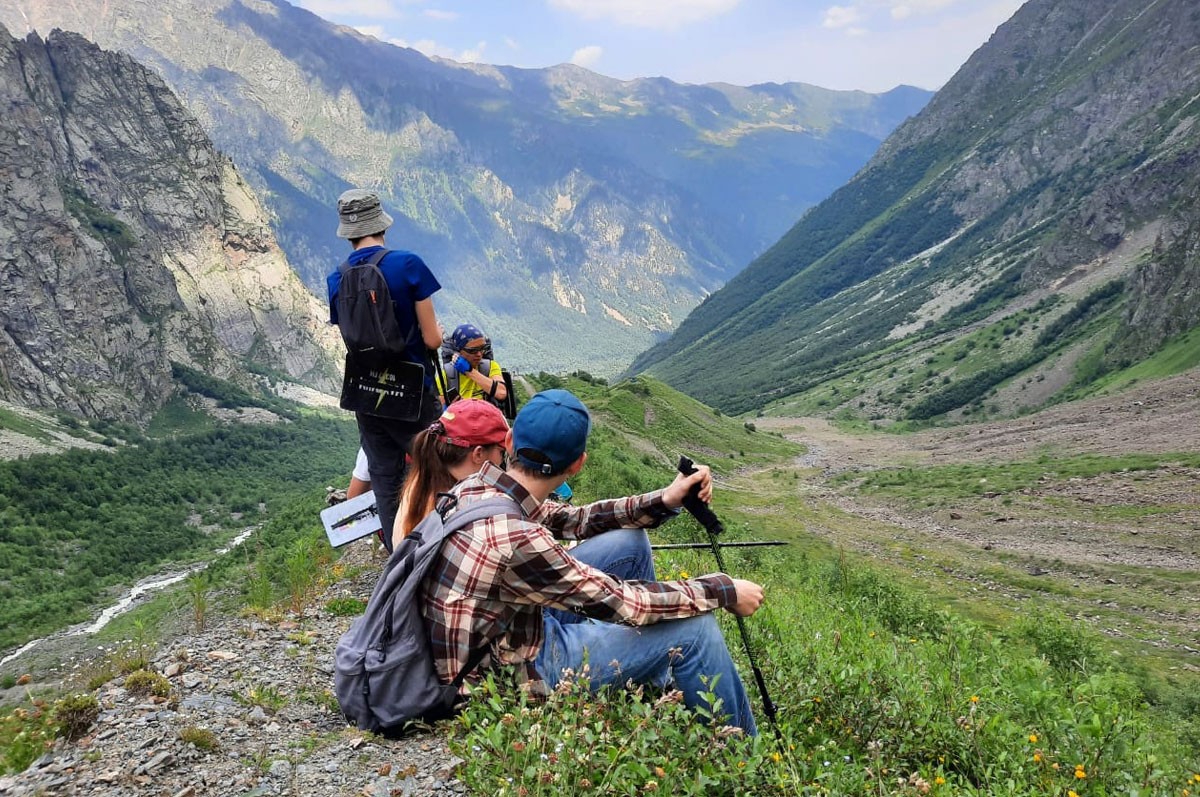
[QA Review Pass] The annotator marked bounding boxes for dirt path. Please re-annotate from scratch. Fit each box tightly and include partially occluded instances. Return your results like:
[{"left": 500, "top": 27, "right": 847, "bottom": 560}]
[{"left": 752, "top": 371, "right": 1200, "bottom": 665}]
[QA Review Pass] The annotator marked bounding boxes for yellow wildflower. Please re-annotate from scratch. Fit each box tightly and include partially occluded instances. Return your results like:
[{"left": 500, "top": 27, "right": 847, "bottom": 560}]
[
  {"left": 970, "top": 695, "right": 979, "bottom": 703},
  {"left": 1028, "top": 733, "right": 1038, "bottom": 743},
  {"left": 935, "top": 776, "right": 945, "bottom": 785},
  {"left": 679, "top": 570, "right": 690, "bottom": 579},
  {"left": 771, "top": 752, "right": 782, "bottom": 763},
  {"left": 1068, "top": 792, "right": 1078, "bottom": 797},
  {"left": 1033, "top": 753, "right": 1042, "bottom": 763},
  {"left": 1075, "top": 766, "right": 1087, "bottom": 779}
]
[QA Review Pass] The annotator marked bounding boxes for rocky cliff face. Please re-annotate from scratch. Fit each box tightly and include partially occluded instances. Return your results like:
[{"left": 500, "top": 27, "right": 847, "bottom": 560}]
[
  {"left": 0, "top": 25, "right": 340, "bottom": 420},
  {"left": 634, "top": 0, "right": 1200, "bottom": 415},
  {"left": 0, "top": 0, "right": 929, "bottom": 375}
]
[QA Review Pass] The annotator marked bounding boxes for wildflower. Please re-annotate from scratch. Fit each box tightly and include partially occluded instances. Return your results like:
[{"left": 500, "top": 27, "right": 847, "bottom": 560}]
[
  {"left": 771, "top": 752, "right": 782, "bottom": 763},
  {"left": 969, "top": 695, "right": 979, "bottom": 703},
  {"left": 738, "top": 761, "right": 746, "bottom": 769},
  {"left": 511, "top": 741, "right": 526, "bottom": 752},
  {"left": 935, "top": 776, "right": 945, "bottom": 785},
  {"left": 812, "top": 696, "right": 822, "bottom": 703},
  {"left": 869, "top": 631, "right": 876, "bottom": 638},
  {"left": 1068, "top": 792, "right": 1078, "bottom": 797},
  {"left": 1028, "top": 733, "right": 1038, "bottom": 743},
  {"left": 1033, "top": 753, "right": 1042, "bottom": 763},
  {"left": 1075, "top": 765, "right": 1086, "bottom": 779},
  {"left": 679, "top": 570, "right": 690, "bottom": 579}
]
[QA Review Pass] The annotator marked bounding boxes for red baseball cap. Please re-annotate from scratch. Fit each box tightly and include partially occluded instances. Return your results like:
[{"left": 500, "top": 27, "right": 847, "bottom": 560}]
[{"left": 437, "top": 400, "right": 509, "bottom": 447}]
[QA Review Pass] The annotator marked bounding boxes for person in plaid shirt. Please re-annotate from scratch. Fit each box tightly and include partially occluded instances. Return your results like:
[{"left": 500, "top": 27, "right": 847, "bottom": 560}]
[{"left": 421, "top": 388, "right": 764, "bottom": 734}]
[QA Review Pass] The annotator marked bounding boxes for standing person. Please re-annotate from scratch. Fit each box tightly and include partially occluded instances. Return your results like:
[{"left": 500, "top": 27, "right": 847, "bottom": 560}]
[
  {"left": 422, "top": 389, "right": 764, "bottom": 734},
  {"left": 392, "top": 399, "right": 509, "bottom": 550},
  {"left": 438, "top": 323, "right": 507, "bottom": 406},
  {"left": 327, "top": 189, "right": 443, "bottom": 553}
]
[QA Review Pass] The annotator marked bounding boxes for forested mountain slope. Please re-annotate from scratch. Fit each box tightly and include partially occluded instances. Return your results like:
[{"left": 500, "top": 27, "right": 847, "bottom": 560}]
[
  {"left": 0, "top": 24, "right": 339, "bottom": 420},
  {"left": 0, "top": 0, "right": 929, "bottom": 374},
  {"left": 632, "top": 0, "right": 1200, "bottom": 417}
]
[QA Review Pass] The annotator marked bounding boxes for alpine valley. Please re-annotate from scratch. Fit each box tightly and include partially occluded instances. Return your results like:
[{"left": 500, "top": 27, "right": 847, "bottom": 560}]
[
  {"left": 632, "top": 0, "right": 1200, "bottom": 420},
  {"left": 0, "top": 0, "right": 930, "bottom": 376}
]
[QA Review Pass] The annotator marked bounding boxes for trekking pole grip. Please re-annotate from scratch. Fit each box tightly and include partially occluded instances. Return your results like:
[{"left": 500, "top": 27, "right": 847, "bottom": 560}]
[{"left": 677, "top": 456, "right": 724, "bottom": 536}]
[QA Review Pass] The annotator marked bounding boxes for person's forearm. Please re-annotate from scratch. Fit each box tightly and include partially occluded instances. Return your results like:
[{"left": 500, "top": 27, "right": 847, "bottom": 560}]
[{"left": 535, "top": 490, "right": 678, "bottom": 540}]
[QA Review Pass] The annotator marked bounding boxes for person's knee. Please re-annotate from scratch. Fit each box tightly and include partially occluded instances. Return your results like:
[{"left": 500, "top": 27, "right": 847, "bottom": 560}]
[{"left": 678, "top": 613, "right": 730, "bottom": 658}]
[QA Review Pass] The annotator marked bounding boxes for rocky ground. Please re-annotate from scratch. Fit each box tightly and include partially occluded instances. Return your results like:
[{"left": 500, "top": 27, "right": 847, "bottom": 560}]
[{"left": 0, "top": 543, "right": 467, "bottom": 797}]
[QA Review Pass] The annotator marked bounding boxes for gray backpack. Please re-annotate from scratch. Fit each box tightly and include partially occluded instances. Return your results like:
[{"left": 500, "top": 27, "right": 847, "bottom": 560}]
[{"left": 333, "top": 496, "right": 518, "bottom": 736}]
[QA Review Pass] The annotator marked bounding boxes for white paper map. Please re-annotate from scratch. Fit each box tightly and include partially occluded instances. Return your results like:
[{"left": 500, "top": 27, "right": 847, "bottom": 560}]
[{"left": 320, "top": 490, "right": 382, "bottom": 548}]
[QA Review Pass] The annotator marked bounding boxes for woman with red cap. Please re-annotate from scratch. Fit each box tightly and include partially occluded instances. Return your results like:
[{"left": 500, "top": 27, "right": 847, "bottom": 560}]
[{"left": 392, "top": 399, "right": 510, "bottom": 549}]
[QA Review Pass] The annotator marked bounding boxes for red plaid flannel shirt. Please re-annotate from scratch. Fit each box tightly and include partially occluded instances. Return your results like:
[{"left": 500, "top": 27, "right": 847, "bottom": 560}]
[{"left": 422, "top": 462, "right": 737, "bottom": 692}]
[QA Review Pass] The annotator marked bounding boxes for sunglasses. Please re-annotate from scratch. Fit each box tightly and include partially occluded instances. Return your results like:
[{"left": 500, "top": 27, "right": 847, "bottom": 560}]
[{"left": 461, "top": 345, "right": 488, "bottom": 354}]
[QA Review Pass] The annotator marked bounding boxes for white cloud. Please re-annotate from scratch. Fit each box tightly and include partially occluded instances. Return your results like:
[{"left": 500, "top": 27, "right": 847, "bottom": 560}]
[
  {"left": 549, "top": 0, "right": 740, "bottom": 30},
  {"left": 889, "top": 0, "right": 959, "bottom": 19},
  {"left": 299, "top": 0, "right": 403, "bottom": 19},
  {"left": 460, "top": 41, "right": 488, "bottom": 62},
  {"left": 822, "top": 5, "right": 863, "bottom": 29},
  {"left": 570, "top": 44, "right": 604, "bottom": 68},
  {"left": 504, "top": 36, "right": 521, "bottom": 50},
  {"left": 423, "top": 8, "right": 460, "bottom": 21},
  {"left": 390, "top": 36, "right": 488, "bottom": 62},
  {"left": 355, "top": 25, "right": 411, "bottom": 47}
]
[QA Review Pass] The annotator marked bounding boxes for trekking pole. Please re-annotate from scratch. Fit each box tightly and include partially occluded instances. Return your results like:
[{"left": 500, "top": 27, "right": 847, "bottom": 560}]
[
  {"left": 677, "top": 456, "right": 779, "bottom": 732},
  {"left": 427, "top": 348, "right": 450, "bottom": 407},
  {"left": 651, "top": 541, "right": 786, "bottom": 550}
]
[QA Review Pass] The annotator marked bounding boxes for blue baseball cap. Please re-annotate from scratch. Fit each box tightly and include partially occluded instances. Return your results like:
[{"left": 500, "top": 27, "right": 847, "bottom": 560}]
[
  {"left": 451, "top": 323, "right": 485, "bottom": 351},
  {"left": 511, "top": 389, "right": 591, "bottom": 475}
]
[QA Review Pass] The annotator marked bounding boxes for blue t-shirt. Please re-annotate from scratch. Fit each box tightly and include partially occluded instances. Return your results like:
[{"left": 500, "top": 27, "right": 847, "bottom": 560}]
[{"left": 327, "top": 246, "right": 441, "bottom": 366}]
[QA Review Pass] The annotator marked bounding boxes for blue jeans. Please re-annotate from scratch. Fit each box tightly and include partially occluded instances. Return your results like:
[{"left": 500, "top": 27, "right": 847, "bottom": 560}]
[{"left": 535, "top": 529, "right": 758, "bottom": 735}]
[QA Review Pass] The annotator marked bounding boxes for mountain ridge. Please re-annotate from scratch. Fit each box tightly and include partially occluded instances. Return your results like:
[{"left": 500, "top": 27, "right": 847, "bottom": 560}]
[
  {"left": 632, "top": 0, "right": 1200, "bottom": 417},
  {"left": 0, "top": 23, "right": 340, "bottom": 420},
  {"left": 0, "top": 0, "right": 930, "bottom": 374}
]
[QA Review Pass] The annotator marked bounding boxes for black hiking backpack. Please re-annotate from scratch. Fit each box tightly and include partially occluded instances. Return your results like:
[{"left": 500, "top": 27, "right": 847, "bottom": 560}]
[
  {"left": 335, "top": 249, "right": 411, "bottom": 355},
  {"left": 333, "top": 495, "right": 519, "bottom": 736}
]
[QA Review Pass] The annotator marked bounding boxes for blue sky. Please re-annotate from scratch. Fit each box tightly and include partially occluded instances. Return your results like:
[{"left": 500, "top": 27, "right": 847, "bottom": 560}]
[{"left": 294, "top": 0, "right": 1025, "bottom": 92}]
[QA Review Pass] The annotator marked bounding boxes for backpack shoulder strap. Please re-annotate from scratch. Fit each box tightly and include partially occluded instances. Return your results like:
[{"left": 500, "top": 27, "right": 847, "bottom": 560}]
[
  {"left": 337, "top": 248, "right": 389, "bottom": 274},
  {"left": 439, "top": 495, "right": 522, "bottom": 535},
  {"left": 425, "top": 495, "right": 522, "bottom": 688}
]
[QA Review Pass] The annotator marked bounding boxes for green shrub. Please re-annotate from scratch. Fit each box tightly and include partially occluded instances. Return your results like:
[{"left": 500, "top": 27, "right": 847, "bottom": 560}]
[
  {"left": 52, "top": 694, "right": 100, "bottom": 741},
  {"left": 324, "top": 597, "right": 367, "bottom": 617},
  {"left": 1, "top": 702, "right": 57, "bottom": 773},
  {"left": 124, "top": 669, "right": 171, "bottom": 698},
  {"left": 179, "top": 725, "right": 220, "bottom": 751}
]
